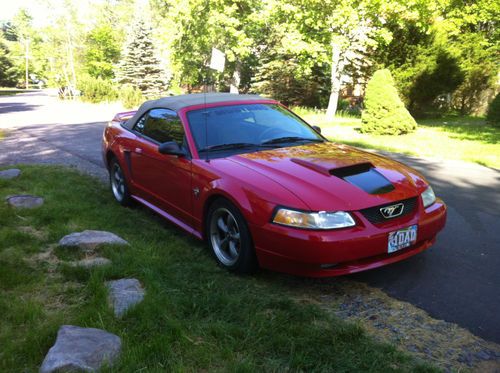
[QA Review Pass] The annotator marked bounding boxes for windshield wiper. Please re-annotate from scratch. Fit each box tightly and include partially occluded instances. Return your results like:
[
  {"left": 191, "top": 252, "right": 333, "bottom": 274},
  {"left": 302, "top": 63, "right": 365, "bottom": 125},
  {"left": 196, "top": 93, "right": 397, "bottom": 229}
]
[
  {"left": 200, "top": 142, "right": 261, "bottom": 152},
  {"left": 261, "top": 136, "right": 324, "bottom": 145}
]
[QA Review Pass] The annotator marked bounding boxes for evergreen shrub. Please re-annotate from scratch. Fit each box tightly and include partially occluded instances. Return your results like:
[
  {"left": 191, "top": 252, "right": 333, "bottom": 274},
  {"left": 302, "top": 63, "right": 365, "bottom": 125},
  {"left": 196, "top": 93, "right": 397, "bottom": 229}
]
[{"left": 361, "top": 69, "right": 417, "bottom": 135}]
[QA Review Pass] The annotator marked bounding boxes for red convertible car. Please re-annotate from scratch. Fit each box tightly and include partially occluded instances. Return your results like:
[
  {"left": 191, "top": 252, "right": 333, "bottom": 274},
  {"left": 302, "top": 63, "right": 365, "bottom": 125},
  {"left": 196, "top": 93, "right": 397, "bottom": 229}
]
[{"left": 102, "top": 93, "right": 446, "bottom": 277}]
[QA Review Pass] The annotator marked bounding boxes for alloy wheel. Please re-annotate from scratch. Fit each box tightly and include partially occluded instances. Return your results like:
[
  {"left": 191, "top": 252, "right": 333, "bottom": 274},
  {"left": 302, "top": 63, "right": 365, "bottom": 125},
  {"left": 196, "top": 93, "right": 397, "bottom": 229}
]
[
  {"left": 111, "top": 163, "right": 125, "bottom": 202},
  {"left": 210, "top": 207, "right": 241, "bottom": 266}
]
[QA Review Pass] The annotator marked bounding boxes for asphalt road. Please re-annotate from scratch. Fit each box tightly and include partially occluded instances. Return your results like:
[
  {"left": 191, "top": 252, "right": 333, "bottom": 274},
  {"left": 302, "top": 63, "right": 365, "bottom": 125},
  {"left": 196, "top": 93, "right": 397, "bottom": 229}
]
[{"left": 1, "top": 91, "right": 499, "bottom": 343}]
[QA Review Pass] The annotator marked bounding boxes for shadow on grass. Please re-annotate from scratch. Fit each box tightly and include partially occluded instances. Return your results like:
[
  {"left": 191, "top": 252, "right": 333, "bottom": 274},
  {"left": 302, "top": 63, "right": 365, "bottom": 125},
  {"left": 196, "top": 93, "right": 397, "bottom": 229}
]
[
  {"left": 0, "top": 89, "right": 38, "bottom": 96},
  {"left": 418, "top": 116, "right": 500, "bottom": 145}
]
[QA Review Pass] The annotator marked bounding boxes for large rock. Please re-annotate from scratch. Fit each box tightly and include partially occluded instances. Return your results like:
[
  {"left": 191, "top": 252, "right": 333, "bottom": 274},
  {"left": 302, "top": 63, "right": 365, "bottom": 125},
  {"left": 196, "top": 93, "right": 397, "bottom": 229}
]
[
  {"left": 6, "top": 195, "right": 44, "bottom": 209},
  {"left": 58, "top": 230, "right": 128, "bottom": 251},
  {"left": 39, "top": 325, "right": 121, "bottom": 373},
  {"left": 107, "top": 278, "right": 145, "bottom": 317},
  {"left": 0, "top": 168, "right": 21, "bottom": 179}
]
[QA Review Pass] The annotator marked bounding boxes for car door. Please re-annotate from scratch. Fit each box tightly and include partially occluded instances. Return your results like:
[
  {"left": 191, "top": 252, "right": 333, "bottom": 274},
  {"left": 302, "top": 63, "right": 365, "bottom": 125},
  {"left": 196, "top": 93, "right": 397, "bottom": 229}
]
[{"left": 130, "top": 108, "right": 193, "bottom": 227}]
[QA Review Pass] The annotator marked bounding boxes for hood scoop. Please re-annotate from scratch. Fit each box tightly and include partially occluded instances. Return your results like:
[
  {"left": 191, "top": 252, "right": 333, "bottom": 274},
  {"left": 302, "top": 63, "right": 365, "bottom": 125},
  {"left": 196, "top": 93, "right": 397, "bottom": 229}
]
[
  {"left": 290, "top": 158, "right": 395, "bottom": 194},
  {"left": 330, "top": 162, "right": 395, "bottom": 195}
]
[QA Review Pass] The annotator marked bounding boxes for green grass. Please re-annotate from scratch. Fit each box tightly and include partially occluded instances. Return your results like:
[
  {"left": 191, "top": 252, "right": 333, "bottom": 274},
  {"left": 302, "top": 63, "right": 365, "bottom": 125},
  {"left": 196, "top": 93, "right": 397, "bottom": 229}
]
[
  {"left": 0, "top": 165, "right": 438, "bottom": 372},
  {"left": 0, "top": 88, "right": 24, "bottom": 96},
  {"left": 298, "top": 108, "right": 500, "bottom": 169},
  {"left": 0, "top": 88, "right": 39, "bottom": 96}
]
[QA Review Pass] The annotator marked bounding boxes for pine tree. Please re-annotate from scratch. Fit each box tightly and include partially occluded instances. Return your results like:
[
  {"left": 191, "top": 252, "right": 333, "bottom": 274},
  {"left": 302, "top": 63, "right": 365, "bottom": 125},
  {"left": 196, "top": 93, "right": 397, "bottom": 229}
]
[
  {"left": 115, "top": 19, "right": 167, "bottom": 98},
  {"left": 0, "top": 37, "right": 18, "bottom": 87},
  {"left": 361, "top": 69, "right": 417, "bottom": 135}
]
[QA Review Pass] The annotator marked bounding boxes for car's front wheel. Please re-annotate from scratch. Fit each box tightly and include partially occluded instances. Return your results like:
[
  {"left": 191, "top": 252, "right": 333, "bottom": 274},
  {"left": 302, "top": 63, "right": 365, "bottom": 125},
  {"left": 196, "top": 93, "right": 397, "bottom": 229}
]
[
  {"left": 109, "top": 158, "right": 132, "bottom": 206},
  {"left": 207, "top": 199, "right": 258, "bottom": 274}
]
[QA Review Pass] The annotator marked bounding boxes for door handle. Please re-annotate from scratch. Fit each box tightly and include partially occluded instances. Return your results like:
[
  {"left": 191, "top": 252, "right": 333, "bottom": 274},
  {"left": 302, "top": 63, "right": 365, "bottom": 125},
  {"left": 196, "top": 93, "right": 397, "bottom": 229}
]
[{"left": 134, "top": 147, "right": 143, "bottom": 154}]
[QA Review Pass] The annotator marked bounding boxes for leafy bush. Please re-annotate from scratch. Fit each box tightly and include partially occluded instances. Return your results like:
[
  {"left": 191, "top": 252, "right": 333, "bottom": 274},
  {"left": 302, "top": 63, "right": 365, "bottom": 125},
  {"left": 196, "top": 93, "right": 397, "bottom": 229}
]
[
  {"left": 337, "top": 98, "right": 362, "bottom": 117},
  {"left": 77, "top": 75, "right": 118, "bottom": 103},
  {"left": 407, "top": 50, "right": 463, "bottom": 116},
  {"left": 486, "top": 93, "right": 500, "bottom": 126},
  {"left": 361, "top": 69, "right": 417, "bottom": 135},
  {"left": 119, "top": 84, "right": 144, "bottom": 109}
]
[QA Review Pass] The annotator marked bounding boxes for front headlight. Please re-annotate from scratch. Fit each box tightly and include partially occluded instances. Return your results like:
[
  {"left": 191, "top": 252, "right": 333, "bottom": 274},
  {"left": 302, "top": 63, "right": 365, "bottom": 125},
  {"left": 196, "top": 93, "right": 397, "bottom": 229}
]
[
  {"left": 421, "top": 186, "right": 436, "bottom": 208},
  {"left": 272, "top": 208, "right": 356, "bottom": 229}
]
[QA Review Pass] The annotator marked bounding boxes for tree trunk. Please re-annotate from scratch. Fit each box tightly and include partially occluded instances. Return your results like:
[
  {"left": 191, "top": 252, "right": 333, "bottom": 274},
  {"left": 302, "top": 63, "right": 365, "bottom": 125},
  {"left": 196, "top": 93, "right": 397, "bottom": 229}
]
[
  {"left": 326, "top": 41, "right": 342, "bottom": 121},
  {"left": 65, "top": 20, "right": 77, "bottom": 92},
  {"left": 230, "top": 68, "right": 241, "bottom": 94}
]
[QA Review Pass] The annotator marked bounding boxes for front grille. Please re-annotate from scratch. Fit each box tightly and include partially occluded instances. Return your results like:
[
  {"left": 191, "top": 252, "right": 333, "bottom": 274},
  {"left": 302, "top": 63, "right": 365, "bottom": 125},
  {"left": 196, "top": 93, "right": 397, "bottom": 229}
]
[{"left": 360, "top": 197, "right": 418, "bottom": 224}]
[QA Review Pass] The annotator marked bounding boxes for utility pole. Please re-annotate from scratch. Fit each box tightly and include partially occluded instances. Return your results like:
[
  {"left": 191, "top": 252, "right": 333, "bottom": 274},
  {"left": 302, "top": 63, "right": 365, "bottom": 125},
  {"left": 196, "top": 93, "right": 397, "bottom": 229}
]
[{"left": 25, "top": 37, "right": 29, "bottom": 89}]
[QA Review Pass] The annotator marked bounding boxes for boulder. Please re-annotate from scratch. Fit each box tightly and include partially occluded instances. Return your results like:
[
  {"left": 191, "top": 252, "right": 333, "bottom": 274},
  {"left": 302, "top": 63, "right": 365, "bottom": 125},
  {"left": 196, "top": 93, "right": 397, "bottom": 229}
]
[
  {"left": 107, "top": 278, "right": 145, "bottom": 317},
  {"left": 58, "top": 230, "right": 128, "bottom": 251},
  {"left": 0, "top": 168, "right": 21, "bottom": 179},
  {"left": 39, "top": 325, "right": 121, "bottom": 373},
  {"left": 6, "top": 195, "right": 44, "bottom": 209}
]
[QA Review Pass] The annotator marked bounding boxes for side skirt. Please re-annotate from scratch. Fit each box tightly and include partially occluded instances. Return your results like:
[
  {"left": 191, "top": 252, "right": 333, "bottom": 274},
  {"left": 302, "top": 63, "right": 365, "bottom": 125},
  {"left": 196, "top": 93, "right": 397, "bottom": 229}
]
[{"left": 131, "top": 195, "right": 203, "bottom": 240}]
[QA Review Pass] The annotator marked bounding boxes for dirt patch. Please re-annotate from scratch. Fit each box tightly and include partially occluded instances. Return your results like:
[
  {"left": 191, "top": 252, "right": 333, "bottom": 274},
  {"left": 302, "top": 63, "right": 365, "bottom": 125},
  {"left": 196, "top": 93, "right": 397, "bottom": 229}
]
[
  {"left": 17, "top": 226, "right": 48, "bottom": 240},
  {"left": 26, "top": 244, "right": 60, "bottom": 274}
]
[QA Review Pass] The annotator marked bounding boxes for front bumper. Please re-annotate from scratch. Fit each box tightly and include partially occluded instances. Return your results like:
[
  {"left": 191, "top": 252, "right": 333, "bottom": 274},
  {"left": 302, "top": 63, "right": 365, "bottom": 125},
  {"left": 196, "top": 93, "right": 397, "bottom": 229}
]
[{"left": 250, "top": 198, "right": 447, "bottom": 277}]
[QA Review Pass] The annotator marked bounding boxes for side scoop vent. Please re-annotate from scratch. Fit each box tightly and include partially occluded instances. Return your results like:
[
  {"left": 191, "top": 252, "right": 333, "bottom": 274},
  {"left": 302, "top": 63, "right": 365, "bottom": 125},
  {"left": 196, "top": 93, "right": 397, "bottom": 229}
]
[{"left": 330, "top": 162, "right": 395, "bottom": 195}]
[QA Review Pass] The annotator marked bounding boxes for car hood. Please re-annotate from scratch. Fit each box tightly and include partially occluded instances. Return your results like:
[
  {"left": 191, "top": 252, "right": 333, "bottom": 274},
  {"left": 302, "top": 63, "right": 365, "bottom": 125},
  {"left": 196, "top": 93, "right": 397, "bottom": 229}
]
[{"left": 228, "top": 142, "right": 429, "bottom": 211}]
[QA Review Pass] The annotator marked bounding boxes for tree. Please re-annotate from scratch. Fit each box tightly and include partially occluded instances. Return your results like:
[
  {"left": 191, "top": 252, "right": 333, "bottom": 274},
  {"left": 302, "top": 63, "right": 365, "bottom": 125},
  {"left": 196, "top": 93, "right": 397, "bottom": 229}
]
[
  {"left": 169, "top": 0, "right": 262, "bottom": 92},
  {"left": 445, "top": 0, "right": 499, "bottom": 115},
  {"left": 325, "top": 1, "right": 389, "bottom": 120},
  {"left": 115, "top": 17, "right": 168, "bottom": 98},
  {"left": 379, "top": 0, "right": 499, "bottom": 116},
  {"left": 408, "top": 48, "right": 463, "bottom": 115},
  {"left": 247, "top": 0, "right": 334, "bottom": 106},
  {"left": 11, "top": 9, "right": 33, "bottom": 88},
  {"left": 486, "top": 93, "right": 500, "bottom": 126},
  {"left": 250, "top": 0, "right": 394, "bottom": 115},
  {"left": 250, "top": 13, "right": 329, "bottom": 106},
  {"left": 85, "top": 24, "right": 121, "bottom": 79},
  {"left": 0, "top": 36, "right": 18, "bottom": 86},
  {"left": 35, "top": 0, "right": 86, "bottom": 89},
  {"left": 361, "top": 69, "right": 417, "bottom": 135}
]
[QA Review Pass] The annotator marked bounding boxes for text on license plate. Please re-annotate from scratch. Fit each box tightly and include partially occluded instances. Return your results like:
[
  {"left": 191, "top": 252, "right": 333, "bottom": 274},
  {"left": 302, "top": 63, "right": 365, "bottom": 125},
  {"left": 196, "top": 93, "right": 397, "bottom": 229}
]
[{"left": 388, "top": 225, "right": 417, "bottom": 253}]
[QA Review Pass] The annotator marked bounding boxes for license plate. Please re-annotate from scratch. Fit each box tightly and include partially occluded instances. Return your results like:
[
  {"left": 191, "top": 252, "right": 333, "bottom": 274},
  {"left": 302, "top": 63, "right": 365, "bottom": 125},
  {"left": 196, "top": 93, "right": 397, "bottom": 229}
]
[{"left": 388, "top": 225, "right": 417, "bottom": 253}]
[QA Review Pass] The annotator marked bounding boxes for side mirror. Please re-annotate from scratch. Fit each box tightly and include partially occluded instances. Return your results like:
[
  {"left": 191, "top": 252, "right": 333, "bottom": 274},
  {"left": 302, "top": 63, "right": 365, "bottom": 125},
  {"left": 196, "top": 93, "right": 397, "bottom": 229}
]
[
  {"left": 312, "top": 125, "right": 322, "bottom": 134},
  {"left": 158, "top": 141, "right": 186, "bottom": 156}
]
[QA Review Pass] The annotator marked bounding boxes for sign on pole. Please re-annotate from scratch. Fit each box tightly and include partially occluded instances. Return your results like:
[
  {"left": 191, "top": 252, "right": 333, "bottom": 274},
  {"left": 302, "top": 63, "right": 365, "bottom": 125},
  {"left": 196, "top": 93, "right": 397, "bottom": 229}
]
[{"left": 209, "top": 48, "right": 225, "bottom": 72}]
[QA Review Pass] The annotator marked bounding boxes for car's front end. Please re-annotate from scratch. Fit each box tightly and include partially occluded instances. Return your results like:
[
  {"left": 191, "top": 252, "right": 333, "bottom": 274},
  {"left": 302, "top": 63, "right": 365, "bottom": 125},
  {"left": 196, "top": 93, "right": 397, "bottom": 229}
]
[
  {"left": 214, "top": 141, "right": 447, "bottom": 277},
  {"left": 250, "top": 191, "right": 446, "bottom": 277}
]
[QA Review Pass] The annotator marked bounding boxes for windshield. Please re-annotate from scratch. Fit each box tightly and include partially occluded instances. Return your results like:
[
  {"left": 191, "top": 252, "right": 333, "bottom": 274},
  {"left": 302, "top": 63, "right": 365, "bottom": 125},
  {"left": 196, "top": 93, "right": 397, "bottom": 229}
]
[{"left": 186, "top": 103, "right": 324, "bottom": 158}]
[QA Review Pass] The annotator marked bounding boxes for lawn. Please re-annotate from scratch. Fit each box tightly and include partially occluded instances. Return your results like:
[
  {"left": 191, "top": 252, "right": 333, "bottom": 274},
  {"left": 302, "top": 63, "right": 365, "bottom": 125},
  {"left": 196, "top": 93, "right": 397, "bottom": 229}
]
[
  {"left": 0, "top": 88, "right": 38, "bottom": 96},
  {"left": 0, "top": 88, "right": 23, "bottom": 96},
  {"left": 295, "top": 108, "right": 500, "bottom": 169},
  {"left": 0, "top": 165, "right": 437, "bottom": 372}
]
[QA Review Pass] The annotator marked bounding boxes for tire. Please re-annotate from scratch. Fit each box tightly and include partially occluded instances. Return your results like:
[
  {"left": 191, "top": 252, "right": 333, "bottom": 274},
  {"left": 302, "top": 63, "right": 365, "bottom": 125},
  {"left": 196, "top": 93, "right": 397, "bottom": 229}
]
[
  {"left": 109, "top": 158, "right": 133, "bottom": 206},
  {"left": 207, "top": 199, "right": 258, "bottom": 274}
]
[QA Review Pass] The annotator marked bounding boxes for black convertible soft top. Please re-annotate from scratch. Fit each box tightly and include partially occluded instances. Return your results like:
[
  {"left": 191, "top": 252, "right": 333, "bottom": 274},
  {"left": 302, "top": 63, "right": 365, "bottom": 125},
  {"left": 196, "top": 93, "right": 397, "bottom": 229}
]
[{"left": 124, "top": 93, "right": 269, "bottom": 129}]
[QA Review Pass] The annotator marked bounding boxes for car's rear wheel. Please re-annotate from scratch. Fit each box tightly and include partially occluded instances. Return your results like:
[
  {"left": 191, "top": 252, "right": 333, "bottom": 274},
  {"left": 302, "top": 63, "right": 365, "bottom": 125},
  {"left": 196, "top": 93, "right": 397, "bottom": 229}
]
[
  {"left": 207, "top": 199, "right": 258, "bottom": 274},
  {"left": 109, "top": 158, "right": 132, "bottom": 206}
]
